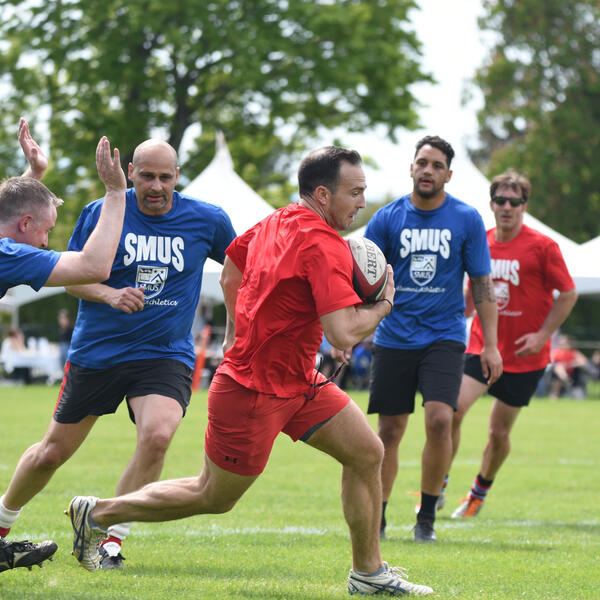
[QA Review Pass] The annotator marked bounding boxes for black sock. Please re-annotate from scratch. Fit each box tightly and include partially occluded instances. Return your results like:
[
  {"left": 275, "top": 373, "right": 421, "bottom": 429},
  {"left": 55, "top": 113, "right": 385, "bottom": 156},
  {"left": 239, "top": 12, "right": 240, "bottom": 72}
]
[
  {"left": 477, "top": 473, "right": 494, "bottom": 487},
  {"left": 417, "top": 492, "right": 438, "bottom": 522},
  {"left": 381, "top": 501, "right": 387, "bottom": 529}
]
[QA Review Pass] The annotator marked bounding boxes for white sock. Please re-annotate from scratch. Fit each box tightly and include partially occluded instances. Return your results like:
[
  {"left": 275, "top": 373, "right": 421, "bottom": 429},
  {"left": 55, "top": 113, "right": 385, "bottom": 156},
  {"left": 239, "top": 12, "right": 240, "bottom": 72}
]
[
  {"left": 0, "top": 495, "right": 22, "bottom": 530},
  {"left": 107, "top": 522, "right": 132, "bottom": 541},
  {"left": 101, "top": 541, "right": 122, "bottom": 557}
]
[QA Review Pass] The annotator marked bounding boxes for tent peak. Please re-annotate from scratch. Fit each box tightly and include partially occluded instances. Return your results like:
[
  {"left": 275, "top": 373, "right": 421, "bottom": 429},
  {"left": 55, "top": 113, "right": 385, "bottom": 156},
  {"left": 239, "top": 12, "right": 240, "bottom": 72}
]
[{"left": 214, "top": 131, "right": 233, "bottom": 169}]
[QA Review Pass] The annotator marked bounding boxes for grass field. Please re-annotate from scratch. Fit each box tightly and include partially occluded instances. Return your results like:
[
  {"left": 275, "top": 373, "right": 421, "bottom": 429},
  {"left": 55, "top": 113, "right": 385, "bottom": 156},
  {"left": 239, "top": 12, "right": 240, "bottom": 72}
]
[{"left": 0, "top": 384, "right": 598, "bottom": 599}]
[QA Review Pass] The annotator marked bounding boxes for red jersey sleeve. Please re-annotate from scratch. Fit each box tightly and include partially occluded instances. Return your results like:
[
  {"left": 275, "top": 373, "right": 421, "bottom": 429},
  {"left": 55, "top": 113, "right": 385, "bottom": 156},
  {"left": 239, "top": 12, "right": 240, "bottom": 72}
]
[
  {"left": 225, "top": 228, "right": 254, "bottom": 273},
  {"left": 543, "top": 240, "right": 575, "bottom": 292}
]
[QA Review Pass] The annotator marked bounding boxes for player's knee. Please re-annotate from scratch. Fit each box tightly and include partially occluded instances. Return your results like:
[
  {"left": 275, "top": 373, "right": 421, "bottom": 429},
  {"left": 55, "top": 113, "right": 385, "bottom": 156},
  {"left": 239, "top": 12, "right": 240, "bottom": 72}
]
[
  {"left": 378, "top": 419, "right": 406, "bottom": 447},
  {"left": 425, "top": 412, "right": 452, "bottom": 440},
  {"left": 488, "top": 426, "right": 510, "bottom": 447},
  {"left": 138, "top": 427, "right": 175, "bottom": 455},
  {"left": 32, "top": 441, "right": 70, "bottom": 470},
  {"left": 353, "top": 434, "right": 384, "bottom": 473}
]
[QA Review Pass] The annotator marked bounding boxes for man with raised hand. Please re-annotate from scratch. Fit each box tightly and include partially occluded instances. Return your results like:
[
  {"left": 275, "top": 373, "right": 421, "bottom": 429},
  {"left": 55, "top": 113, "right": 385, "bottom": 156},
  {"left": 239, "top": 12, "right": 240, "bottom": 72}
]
[
  {"left": 0, "top": 134, "right": 236, "bottom": 570},
  {"left": 0, "top": 119, "right": 126, "bottom": 573}
]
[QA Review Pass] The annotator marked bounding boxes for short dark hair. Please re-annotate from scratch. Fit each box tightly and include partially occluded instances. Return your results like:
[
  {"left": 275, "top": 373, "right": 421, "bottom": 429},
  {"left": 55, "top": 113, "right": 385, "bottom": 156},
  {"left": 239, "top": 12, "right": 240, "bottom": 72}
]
[
  {"left": 0, "top": 177, "right": 62, "bottom": 222},
  {"left": 414, "top": 135, "right": 455, "bottom": 168},
  {"left": 490, "top": 169, "right": 531, "bottom": 203},
  {"left": 298, "top": 146, "right": 362, "bottom": 199}
]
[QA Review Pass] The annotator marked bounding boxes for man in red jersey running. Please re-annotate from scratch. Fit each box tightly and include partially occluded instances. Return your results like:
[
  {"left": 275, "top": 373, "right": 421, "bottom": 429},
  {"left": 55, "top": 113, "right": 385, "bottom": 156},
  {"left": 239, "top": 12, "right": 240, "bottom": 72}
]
[
  {"left": 449, "top": 169, "right": 577, "bottom": 518},
  {"left": 67, "top": 146, "right": 433, "bottom": 596}
]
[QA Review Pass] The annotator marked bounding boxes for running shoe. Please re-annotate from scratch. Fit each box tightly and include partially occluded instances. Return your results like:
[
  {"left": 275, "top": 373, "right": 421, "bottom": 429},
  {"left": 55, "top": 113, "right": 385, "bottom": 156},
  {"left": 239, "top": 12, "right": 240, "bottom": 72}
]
[
  {"left": 451, "top": 495, "right": 484, "bottom": 519},
  {"left": 99, "top": 544, "right": 125, "bottom": 570},
  {"left": 413, "top": 519, "right": 436, "bottom": 543},
  {"left": 65, "top": 496, "right": 106, "bottom": 571},
  {"left": 348, "top": 562, "right": 433, "bottom": 596},
  {"left": 0, "top": 538, "right": 57, "bottom": 572}
]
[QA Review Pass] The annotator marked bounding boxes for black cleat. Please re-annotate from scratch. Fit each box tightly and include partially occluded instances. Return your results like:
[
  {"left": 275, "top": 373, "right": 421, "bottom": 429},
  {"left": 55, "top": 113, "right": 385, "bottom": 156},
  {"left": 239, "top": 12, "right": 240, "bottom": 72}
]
[
  {"left": 99, "top": 545, "right": 125, "bottom": 570},
  {"left": 414, "top": 519, "right": 437, "bottom": 543},
  {"left": 0, "top": 538, "right": 58, "bottom": 572}
]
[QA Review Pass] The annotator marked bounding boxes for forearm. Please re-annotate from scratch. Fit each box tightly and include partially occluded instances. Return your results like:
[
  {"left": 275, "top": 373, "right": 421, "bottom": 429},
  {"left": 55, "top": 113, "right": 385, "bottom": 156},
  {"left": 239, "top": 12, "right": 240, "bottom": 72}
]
[
  {"left": 77, "top": 188, "right": 125, "bottom": 278},
  {"left": 65, "top": 283, "right": 117, "bottom": 304},
  {"left": 537, "top": 289, "right": 578, "bottom": 341},
  {"left": 321, "top": 301, "right": 390, "bottom": 351},
  {"left": 219, "top": 257, "right": 242, "bottom": 350},
  {"left": 471, "top": 275, "right": 498, "bottom": 347},
  {"left": 22, "top": 165, "right": 44, "bottom": 179}
]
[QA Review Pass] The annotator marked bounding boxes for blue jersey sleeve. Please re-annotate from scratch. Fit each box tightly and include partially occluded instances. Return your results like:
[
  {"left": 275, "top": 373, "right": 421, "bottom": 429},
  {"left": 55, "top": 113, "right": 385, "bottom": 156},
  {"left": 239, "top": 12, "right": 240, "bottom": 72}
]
[
  {"left": 0, "top": 239, "right": 60, "bottom": 297},
  {"left": 463, "top": 210, "right": 491, "bottom": 278},
  {"left": 364, "top": 209, "right": 388, "bottom": 254},
  {"left": 209, "top": 208, "right": 236, "bottom": 265}
]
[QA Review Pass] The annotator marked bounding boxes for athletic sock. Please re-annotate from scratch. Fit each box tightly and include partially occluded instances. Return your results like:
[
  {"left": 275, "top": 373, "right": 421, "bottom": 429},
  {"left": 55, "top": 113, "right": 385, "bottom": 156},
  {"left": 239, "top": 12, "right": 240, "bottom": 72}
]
[
  {"left": 107, "top": 522, "right": 131, "bottom": 541},
  {"left": 441, "top": 475, "right": 449, "bottom": 494},
  {"left": 355, "top": 564, "right": 387, "bottom": 577},
  {"left": 469, "top": 473, "right": 494, "bottom": 500},
  {"left": 100, "top": 535, "right": 123, "bottom": 557},
  {"left": 417, "top": 492, "right": 438, "bottom": 522},
  {"left": 0, "top": 495, "right": 22, "bottom": 535}
]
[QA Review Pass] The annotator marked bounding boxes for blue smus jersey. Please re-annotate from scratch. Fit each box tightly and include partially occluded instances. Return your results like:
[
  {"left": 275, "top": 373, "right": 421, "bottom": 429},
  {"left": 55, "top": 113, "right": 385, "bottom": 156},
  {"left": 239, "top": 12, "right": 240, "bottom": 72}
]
[
  {"left": 67, "top": 189, "right": 236, "bottom": 369},
  {"left": 0, "top": 238, "right": 60, "bottom": 299},
  {"left": 365, "top": 193, "right": 490, "bottom": 349}
]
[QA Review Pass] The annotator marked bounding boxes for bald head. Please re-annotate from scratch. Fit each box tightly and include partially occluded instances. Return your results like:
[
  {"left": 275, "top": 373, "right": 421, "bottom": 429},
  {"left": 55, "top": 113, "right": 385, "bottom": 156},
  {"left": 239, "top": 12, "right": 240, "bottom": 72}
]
[{"left": 131, "top": 139, "right": 178, "bottom": 170}]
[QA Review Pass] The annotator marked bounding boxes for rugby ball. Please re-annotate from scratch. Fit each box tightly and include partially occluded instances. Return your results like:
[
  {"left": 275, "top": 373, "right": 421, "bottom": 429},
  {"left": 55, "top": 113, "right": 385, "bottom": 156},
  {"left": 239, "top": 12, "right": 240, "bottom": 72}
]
[{"left": 347, "top": 237, "right": 388, "bottom": 303}]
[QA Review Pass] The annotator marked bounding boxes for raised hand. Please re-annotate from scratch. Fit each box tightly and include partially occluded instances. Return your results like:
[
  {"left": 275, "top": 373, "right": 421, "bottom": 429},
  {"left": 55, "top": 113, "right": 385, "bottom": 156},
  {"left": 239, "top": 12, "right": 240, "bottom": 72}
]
[
  {"left": 95, "top": 136, "right": 126, "bottom": 192},
  {"left": 18, "top": 118, "right": 49, "bottom": 180}
]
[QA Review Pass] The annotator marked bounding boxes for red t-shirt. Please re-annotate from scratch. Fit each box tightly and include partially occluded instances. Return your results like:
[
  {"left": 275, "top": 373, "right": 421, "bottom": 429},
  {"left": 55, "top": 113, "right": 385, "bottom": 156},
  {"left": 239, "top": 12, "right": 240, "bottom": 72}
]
[
  {"left": 218, "top": 203, "right": 361, "bottom": 396},
  {"left": 467, "top": 225, "right": 575, "bottom": 372}
]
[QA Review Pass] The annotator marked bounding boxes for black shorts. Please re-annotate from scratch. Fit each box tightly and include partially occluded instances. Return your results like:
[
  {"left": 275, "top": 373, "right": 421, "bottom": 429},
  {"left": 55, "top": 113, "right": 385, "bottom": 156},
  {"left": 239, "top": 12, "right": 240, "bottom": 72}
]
[
  {"left": 368, "top": 340, "right": 465, "bottom": 415},
  {"left": 463, "top": 354, "right": 545, "bottom": 408},
  {"left": 54, "top": 358, "right": 192, "bottom": 424}
]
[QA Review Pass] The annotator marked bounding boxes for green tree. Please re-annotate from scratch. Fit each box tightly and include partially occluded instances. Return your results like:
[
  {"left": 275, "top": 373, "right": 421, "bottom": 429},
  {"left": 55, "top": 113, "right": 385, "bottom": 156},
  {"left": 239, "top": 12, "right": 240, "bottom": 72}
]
[
  {"left": 469, "top": 0, "right": 600, "bottom": 242},
  {"left": 0, "top": 0, "right": 430, "bottom": 247}
]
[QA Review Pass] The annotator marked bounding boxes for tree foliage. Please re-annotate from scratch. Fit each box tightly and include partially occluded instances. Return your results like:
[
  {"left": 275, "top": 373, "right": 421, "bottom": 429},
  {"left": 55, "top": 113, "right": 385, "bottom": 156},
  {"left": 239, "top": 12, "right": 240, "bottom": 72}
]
[
  {"left": 0, "top": 0, "right": 430, "bottom": 247},
  {"left": 469, "top": 0, "right": 600, "bottom": 242}
]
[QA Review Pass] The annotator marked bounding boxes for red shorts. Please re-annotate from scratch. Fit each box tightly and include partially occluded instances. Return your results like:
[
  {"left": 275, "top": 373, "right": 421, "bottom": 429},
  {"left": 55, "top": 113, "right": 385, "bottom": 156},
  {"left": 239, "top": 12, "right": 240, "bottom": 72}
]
[{"left": 205, "top": 371, "right": 350, "bottom": 476}]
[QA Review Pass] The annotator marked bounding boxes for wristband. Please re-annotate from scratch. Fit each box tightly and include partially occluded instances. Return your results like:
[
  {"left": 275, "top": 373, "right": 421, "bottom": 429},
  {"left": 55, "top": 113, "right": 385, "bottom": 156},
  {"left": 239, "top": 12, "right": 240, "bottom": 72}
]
[{"left": 380, "top": 298, "right": 393, "bottom": 312}]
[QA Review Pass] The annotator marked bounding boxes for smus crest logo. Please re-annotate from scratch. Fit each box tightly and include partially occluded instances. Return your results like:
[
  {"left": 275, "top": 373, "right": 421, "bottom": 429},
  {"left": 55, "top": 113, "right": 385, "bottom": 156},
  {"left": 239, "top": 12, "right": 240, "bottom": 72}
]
[
  {"left": 136, "top": 265, "right": 168, "bottom": 299},
  {"left": 410, "top": 254, "right": 437, "bottom": 286},
  {"left": 494, "top": 280, "right": 510, "bottom": 310}
]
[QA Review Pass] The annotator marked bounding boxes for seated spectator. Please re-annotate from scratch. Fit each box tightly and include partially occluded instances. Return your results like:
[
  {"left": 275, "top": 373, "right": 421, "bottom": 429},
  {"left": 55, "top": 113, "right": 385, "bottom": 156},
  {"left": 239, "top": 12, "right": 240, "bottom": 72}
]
[
  {"left": 550, "top": 334, "right": 589, "bottom": 399},
  {"left": 57, "top": 309, "right": 74, "bottom": 369},
  {"left": 1, "top": 327, "right": 32, "bottom": 384}
]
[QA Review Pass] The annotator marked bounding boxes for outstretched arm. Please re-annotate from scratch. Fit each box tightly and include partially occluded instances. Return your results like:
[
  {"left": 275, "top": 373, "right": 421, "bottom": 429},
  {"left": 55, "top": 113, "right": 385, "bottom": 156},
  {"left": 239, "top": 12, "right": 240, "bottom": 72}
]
[
  {"left": 471, "top": 274, "right": 503, "bottom": 384},
  {"left": 66, "top": 284, "right": 146, "bottom": 314},
  {"left": 45, "top": 137, "right": 126, "bottom": 286},
  {"left": 19, "top": 118, "right": 48, "bottom": 180}
]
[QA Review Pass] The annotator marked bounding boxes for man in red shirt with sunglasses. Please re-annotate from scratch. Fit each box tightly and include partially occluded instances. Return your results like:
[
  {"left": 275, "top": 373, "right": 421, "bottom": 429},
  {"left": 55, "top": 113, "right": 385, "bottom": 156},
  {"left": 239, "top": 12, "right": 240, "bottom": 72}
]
[{"left": 448, "top": 169, "right": 577, "bottom": 519}]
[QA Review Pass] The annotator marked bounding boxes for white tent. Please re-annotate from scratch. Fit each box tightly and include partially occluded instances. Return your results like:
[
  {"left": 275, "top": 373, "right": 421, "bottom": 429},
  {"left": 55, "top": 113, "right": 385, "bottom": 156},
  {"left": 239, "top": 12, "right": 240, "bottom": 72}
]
[
  {"left": 182, "top": 132, "right": 275, "bottom": 301},
  {"left": 0, "top": 285, "right": 66, "bottom": 327}
]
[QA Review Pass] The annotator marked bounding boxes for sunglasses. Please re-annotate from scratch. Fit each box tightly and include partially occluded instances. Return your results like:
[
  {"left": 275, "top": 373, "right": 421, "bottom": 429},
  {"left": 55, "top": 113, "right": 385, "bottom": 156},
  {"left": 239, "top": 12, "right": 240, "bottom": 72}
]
[{"left": 492, "top": 196, "right": 525, "bottom": 207}]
